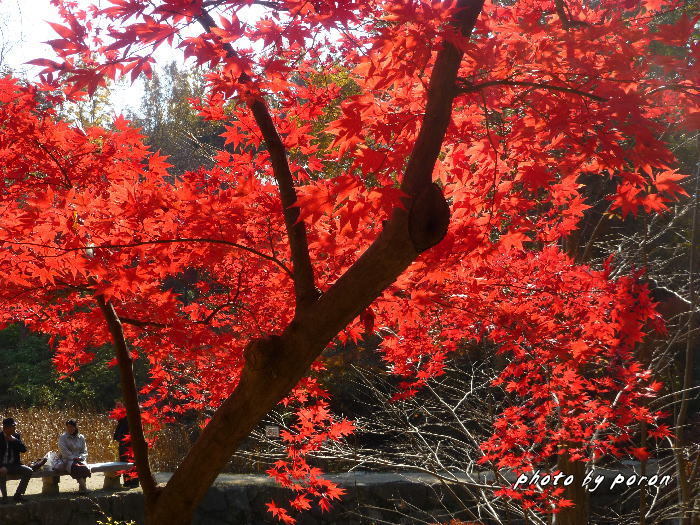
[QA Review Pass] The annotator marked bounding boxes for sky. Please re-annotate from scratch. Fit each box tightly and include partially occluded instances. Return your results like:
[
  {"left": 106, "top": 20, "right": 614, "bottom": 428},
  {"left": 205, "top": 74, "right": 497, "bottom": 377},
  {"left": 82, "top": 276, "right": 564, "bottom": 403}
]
[
  {"left": 0, "top": 0, "right": 188, "bottom": 116},
  {"left": 0, "top": 0, "right": 63, "bottom": 76},
  {"left": 0, "top": 0, "right": 269, "bottom": 117}
]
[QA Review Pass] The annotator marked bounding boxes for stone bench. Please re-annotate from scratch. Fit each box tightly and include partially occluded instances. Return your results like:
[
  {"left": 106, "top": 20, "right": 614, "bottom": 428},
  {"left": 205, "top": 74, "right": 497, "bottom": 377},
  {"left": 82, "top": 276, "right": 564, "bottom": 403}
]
[{"left": 6, "top": 462, "right": 135, "bottom": 494}]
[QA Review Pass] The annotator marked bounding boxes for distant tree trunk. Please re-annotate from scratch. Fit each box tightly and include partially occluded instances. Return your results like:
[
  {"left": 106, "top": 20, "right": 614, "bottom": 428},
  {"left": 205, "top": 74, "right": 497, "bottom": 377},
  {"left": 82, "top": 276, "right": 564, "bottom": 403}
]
[
  {"left": 675, "top": 154, "right": 699, "bottom": 525},
  {"left": 555, "top": 451, "right": 588, "bottom": 525}
]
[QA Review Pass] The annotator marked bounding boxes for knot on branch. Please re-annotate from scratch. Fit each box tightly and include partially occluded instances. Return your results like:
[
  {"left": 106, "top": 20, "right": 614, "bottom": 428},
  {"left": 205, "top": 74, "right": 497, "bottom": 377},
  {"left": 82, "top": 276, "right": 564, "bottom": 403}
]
[
  {"left": 408, "top": 183, "right": 450, "bottom": 253},
  {"left": 243, "top": 335, "right": 284, "bottom": 377},
  {"left": 299, "top": 286, "right": 323, "bottom": 307}
]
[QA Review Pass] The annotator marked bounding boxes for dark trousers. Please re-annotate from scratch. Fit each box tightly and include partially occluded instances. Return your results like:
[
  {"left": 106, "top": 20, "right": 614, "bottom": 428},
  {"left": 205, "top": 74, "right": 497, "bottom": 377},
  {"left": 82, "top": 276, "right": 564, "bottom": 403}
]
[{"left": 0, "top": 464, "right": 32, "bottom": 498}]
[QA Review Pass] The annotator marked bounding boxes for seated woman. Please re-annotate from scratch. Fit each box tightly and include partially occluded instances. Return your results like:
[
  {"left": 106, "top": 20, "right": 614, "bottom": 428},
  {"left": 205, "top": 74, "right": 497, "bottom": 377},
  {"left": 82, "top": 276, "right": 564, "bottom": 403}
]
[{"left": 58, "top": 419, "right": 91, "bottom": 493}]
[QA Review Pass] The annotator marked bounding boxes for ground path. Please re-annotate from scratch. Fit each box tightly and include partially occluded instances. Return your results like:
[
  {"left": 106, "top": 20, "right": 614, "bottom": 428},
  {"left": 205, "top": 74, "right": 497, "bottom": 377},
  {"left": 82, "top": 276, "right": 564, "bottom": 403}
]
[
  {"left": 5, "top": 471, "right": 466, "bottom": 499},
  {"left": 3, "top": 472, "right": 139, "bottom": 499}
]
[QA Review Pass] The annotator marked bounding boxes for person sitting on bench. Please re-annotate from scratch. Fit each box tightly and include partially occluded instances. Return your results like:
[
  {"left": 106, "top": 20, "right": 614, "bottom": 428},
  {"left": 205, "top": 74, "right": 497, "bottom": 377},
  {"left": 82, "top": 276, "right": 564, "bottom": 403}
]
[
  {"left": 0, "top": 417, "right": 32, "bottom": 504},
  {"left": 58, "top": 419, "right": 91, "bottom": 493}
]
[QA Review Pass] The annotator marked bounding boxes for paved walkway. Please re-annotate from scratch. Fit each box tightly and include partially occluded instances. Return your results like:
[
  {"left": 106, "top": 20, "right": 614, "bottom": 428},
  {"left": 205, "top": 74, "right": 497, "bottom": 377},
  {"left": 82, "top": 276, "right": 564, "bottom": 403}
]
[
  {"left": 2, "top": 465, "right": 654, "bottom": 504},
  {"left": 3, "top": 470, "right": 478, "bottom": 503}
]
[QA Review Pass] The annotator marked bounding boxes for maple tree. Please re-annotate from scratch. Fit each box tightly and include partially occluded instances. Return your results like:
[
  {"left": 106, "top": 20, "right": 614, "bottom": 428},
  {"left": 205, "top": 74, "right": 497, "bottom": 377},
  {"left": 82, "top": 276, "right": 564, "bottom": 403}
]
[{"left": 0, "top": 0, "right": 697, "bottom": 523}]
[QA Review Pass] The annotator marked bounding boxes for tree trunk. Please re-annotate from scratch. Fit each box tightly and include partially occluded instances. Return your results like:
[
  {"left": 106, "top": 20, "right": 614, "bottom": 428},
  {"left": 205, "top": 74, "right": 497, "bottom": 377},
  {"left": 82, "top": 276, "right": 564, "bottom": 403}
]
[
  {"left": 97, "top": 296, "right": 159, "bottom": 506},
  {"left": 555, "top": 453, "right": 588, "bottom": 525},
  {"left": 143, "top": 2, "right": 485, "bottom": 523},
  {"left": 676, "top": 154, "right": 699, "bottom": 525},
  {"left": 147, "top": 194, "right": 442, "bottom": 524}
]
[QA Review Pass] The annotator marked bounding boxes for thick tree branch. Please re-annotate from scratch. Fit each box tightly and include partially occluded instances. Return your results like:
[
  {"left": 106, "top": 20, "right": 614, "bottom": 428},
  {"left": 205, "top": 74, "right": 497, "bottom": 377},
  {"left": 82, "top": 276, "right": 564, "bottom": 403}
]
[
  {"left": 553, "top": 0, "right": 590, "bottom": 29},
  {"left": 402, "top": 1, "right": 485, "bottom": 198},
  {"left": 457, "top": 79, "right": 607, "bottom": 101},
  {"left": 197, "top": 10, "right": 318, "bottom": 307},
  {"left": 96, "top": 296, "right": 159, "bottom": 504},
  {"left": 150, "top": 2, "right": 485, "bottom": 523},
  {"left": 554, "top": 0, "right": 571, "bottom": 29}
]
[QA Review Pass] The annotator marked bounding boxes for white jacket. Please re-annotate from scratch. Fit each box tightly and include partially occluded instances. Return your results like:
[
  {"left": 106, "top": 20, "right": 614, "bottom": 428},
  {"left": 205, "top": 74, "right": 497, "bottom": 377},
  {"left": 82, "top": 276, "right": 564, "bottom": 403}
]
[{"left": 58, "top": 431, "right": 88, "bottom": 472}]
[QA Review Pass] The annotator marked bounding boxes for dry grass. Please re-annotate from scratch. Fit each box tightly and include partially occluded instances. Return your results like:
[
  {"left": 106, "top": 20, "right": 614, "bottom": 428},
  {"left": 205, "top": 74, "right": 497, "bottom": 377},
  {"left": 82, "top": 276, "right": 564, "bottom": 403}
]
[
  {"left": 2, "top": 407, "right": 186, "bottom": 470},
  {"left": 3, "top": 407, "right": 117, "bottom": 463},
  {"left": 2, "top": 407, "right": 275, "bottom": 473}
]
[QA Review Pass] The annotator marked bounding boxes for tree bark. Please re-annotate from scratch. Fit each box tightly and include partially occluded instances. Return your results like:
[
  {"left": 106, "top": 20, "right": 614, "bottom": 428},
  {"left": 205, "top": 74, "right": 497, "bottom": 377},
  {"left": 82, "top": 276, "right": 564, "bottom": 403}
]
[
  {"left": 198, "top": 10, "right": 318, "bottom": 308},
  {"left": 97, "top": 296, "right": 159, "bottom": 507},
  {"left": 555, "top": 451, "right": 588, "bottom": 525},
  {"left": 675, "top": 154, "right": 699, "bottom": 525},
  {"left": 146, "top": 2, "right": 485, "bottom": 524}
]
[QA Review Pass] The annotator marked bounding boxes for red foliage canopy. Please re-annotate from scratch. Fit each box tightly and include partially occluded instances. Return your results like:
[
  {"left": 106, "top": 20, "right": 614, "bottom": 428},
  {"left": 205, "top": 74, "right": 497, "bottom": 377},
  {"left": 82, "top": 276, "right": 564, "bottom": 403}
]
[{"left": 0, "top": 0, "right": 697, "bottom": 522}]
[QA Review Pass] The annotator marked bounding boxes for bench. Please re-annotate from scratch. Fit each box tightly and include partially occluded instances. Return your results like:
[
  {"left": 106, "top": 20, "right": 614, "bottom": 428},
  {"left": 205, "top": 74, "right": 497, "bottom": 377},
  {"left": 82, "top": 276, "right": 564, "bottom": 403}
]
[{"left": 7, "top": 462, "right": 135, "bottom": 494}]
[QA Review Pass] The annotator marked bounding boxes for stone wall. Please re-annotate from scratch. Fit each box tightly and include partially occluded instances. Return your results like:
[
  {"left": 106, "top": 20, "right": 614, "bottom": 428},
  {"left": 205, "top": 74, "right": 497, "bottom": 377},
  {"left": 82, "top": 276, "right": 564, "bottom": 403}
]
[
  {"left": 0, "top": 472, "right": 472, "bottom": 525},
  {"left": 0, "top": 469, "right": 670, "bottom": 524},
  {"left": 0, "top": 491, "right": 145, "bottom": 525}
]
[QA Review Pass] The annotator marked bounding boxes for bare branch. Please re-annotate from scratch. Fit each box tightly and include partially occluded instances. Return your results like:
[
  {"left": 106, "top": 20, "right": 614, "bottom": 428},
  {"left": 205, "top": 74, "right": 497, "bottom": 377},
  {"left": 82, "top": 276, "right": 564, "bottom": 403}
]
[
  {"left": 457, "top": 79, "right": 607, "bottom": 101},
  {"left": 120, "top": 317, "right": 166, "bottom": 329}
]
